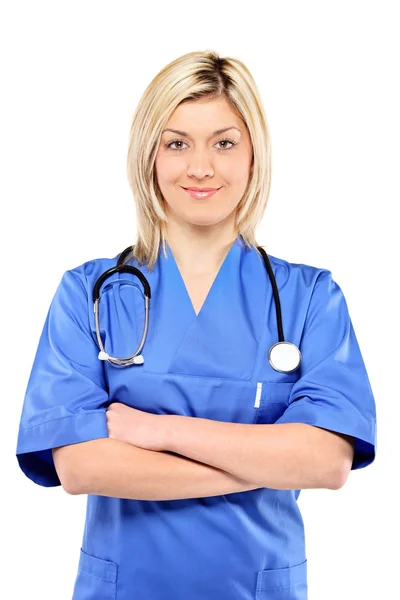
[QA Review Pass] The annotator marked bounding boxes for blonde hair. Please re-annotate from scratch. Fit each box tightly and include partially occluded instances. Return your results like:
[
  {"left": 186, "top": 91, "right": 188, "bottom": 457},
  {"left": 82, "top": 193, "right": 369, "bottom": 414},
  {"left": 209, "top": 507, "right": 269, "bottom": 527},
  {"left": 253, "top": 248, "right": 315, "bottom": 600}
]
[{"left": 126, "top": 49, "right": 271, "bottom": 270}]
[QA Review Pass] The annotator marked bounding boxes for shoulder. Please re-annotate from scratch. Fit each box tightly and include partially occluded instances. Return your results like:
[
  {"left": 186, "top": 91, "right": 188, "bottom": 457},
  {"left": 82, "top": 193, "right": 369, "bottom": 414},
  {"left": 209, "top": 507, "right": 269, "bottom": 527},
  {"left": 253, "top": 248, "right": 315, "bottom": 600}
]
[
  {"left": 262, "top": 252, "right": 350, "bottom": 325},
  {"left": 57, "top": 251, "right": 121, "bottom": 301},
  {"left": 262, "top": 250, "right": 334, "bottom": 292}
]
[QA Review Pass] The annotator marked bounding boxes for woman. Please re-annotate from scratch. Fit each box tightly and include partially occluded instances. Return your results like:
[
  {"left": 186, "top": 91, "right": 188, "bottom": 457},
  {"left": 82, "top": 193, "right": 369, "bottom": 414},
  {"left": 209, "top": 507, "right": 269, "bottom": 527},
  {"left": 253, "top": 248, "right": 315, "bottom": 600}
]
[{"left": 16, "top": 50, "right": 377, "bottom": 600}]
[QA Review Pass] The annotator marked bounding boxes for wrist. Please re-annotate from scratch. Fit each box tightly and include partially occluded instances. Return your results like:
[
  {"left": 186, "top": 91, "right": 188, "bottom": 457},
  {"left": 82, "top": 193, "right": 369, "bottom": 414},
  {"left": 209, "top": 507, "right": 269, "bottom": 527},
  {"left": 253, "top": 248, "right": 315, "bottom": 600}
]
[{"left": 161, "top": 415, "right": 178, "bottom": 452}]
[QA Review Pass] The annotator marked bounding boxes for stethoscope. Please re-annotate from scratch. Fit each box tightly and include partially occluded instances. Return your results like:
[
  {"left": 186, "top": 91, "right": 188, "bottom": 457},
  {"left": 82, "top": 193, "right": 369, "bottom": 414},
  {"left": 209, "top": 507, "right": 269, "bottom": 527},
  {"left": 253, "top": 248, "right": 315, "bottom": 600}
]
[{"left": 93, "top": 245, "right": 302, "bottom": 374}]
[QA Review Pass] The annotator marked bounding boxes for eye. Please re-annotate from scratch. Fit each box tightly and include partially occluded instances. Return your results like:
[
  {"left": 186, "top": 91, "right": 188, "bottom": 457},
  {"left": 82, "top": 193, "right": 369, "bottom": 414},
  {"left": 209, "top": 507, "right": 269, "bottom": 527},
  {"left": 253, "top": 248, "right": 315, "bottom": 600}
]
[
  {"left": 166, "top": 140, "right": 188, "bottom": 151},
  {"left": 215, "top": 139, "right": 236, "bottom": 150}
]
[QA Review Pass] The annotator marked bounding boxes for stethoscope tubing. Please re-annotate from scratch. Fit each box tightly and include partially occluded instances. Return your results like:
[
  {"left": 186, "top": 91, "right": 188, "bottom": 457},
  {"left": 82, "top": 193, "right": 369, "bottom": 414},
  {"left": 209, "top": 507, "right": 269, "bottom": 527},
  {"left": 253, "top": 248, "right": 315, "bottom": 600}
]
[{"left": 92, "top": 244, "right": 301, "bottom": 373}]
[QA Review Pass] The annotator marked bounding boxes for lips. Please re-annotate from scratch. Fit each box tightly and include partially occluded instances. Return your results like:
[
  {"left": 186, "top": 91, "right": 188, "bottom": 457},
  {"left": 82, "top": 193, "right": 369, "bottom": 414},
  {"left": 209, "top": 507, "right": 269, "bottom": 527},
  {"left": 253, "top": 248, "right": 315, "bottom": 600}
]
[
  {"left": 181, "top": 186, "right": 221, "bottom": 199},
  {"left": 183, "top": 187, "right": 220, "bottom": 192}
]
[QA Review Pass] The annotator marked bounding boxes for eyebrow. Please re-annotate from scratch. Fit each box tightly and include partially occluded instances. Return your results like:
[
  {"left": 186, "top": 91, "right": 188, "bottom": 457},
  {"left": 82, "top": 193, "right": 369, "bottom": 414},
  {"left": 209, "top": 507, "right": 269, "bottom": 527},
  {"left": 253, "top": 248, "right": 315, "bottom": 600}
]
[{"left": 162, "top": 126, "right": 241, "bottom": 137}]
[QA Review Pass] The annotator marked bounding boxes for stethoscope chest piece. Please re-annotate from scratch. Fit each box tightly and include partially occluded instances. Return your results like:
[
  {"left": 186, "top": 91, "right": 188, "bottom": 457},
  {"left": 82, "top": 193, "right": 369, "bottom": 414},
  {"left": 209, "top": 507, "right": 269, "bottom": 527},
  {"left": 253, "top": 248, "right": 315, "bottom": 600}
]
[{"left": 268, "top": 342, "right": 301, "bottom": 374}]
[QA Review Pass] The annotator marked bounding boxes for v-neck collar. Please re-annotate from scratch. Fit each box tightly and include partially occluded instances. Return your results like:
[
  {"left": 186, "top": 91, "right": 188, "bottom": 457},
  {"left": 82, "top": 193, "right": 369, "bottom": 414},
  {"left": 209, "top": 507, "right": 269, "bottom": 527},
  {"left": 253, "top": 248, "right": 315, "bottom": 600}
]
[
  {"left": 131, "top": 232, "right": 270, "bottom": 378},
  {"left": 164, "top": 234, "right": 243, "bottom": 321}
]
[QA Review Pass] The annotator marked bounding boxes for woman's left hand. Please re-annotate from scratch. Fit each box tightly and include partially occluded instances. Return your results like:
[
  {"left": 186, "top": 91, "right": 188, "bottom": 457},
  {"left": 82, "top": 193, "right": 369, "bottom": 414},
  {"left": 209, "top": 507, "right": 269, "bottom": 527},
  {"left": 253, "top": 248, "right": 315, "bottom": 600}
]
[{"left": 106, "top": 402, "right": 170, "bottom": 452}]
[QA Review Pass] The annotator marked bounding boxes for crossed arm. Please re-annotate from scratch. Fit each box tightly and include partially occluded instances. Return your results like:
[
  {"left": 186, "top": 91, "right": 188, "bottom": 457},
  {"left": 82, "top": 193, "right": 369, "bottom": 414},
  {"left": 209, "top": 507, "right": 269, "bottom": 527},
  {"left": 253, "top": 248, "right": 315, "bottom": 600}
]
[{"left": 53, "top": 404, "right": 355, "bottom": 499}]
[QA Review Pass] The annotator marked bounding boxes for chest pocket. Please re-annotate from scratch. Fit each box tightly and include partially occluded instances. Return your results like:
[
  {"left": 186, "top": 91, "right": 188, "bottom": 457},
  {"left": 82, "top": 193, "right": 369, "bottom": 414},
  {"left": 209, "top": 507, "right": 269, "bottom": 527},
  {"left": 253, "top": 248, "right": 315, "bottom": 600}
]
[
  {"left": 106, "top": 368, "right": 294, "bottom": 428},
  {"left": 254, "top": 381, "right": 294, "bottom": 424}
]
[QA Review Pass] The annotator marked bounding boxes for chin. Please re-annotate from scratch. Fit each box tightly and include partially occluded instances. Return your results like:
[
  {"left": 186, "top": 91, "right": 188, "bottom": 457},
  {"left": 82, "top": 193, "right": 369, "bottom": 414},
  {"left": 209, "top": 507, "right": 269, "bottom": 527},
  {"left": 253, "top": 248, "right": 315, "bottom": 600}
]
[{"left": 184, "top": 212, "right": 232, "bottom": 228}]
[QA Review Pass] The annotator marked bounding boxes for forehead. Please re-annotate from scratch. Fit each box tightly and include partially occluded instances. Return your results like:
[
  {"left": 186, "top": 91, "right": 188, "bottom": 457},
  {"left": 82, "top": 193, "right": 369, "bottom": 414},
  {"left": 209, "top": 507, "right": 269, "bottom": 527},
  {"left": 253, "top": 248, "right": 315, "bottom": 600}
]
[{"left": 164, "top": 97, "right": 244, "bottom": 131}]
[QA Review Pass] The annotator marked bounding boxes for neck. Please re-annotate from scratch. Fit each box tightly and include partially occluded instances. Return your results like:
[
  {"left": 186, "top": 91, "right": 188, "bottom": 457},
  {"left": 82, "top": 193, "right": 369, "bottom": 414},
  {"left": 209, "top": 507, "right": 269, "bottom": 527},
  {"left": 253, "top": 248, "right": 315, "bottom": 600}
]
[{"left": 165, "top": 220, "right": 239, "bottom": 275}]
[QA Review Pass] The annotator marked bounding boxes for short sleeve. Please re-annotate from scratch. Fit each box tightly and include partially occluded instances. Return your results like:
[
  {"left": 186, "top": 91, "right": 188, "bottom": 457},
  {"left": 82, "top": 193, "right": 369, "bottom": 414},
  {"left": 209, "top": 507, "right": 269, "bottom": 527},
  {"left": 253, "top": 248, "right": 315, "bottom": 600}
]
[
  {"left": 275, "top": 270, "right": 377, "bottom": 470},
  {"left": 16, "top": 268, "right": 109, "bottom": 487}
]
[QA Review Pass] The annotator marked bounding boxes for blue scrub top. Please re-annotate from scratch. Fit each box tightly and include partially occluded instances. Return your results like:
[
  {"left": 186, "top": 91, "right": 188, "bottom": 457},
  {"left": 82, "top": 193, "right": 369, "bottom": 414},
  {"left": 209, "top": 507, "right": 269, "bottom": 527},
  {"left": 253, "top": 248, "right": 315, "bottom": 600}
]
[{"left": 16, "top": 234, "right": 377, "bottom": 600}]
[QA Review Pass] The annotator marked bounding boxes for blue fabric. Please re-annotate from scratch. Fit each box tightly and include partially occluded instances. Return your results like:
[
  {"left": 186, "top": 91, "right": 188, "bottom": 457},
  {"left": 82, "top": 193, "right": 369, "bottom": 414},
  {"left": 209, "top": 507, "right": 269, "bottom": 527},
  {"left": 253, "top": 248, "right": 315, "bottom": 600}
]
[{"left": 16, "top": 234, "right": 377, "bottom": 599}]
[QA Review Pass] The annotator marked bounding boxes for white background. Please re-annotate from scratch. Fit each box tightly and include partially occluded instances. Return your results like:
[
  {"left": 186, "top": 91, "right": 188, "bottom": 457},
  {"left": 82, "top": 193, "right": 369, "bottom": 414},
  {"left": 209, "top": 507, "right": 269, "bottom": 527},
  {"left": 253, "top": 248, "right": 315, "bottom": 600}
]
[{"left": 2, "top": 1, "right": 398, "bottom": 598}]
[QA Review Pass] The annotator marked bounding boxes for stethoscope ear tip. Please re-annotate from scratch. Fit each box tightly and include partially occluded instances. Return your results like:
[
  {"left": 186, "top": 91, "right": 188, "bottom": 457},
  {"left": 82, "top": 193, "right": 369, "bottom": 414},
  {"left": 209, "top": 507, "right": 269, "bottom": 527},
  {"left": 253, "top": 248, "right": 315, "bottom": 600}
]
[{"left": 98, "top": 351, "right": 145, "bottom": 365}]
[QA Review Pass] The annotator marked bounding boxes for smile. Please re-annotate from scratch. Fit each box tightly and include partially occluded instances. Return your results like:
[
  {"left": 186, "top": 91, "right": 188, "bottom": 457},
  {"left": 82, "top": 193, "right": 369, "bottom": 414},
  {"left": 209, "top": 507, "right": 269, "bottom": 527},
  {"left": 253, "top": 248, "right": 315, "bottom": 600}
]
[{"left": 181, "top": 187, "right": 221, "bottom": 199}]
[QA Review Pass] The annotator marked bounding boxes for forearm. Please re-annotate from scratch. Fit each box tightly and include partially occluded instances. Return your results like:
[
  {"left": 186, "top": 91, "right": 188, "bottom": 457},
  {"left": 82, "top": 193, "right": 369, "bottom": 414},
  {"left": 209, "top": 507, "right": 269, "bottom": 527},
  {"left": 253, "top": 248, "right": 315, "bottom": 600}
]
[
  {"left": 56, "top": 438, "right": 260, "bottom": 500},
  {"left": 164, "top": 418, "right": 345, "bottom": 490}
]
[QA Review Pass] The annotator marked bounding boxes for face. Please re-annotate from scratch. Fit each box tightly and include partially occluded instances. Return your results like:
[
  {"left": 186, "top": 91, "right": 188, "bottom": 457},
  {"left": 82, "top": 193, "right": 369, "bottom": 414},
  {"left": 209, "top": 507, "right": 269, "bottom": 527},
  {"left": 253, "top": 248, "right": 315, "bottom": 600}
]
[{"left": 154, "top": 96, "right": 253, "bottom": 231}]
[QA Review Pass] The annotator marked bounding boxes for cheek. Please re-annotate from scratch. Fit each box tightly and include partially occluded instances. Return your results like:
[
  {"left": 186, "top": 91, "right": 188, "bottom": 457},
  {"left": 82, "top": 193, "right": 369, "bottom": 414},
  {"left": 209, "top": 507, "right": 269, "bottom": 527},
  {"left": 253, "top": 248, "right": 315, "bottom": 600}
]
[
  {"left": 218, "top": 152, "right": 250, "bottom": 183},
  {"left": 155, "top": 153, "right": 182, "bottom": 184},
  {"left": 233, "top": 153, "right": 252, "bottom": 180}
]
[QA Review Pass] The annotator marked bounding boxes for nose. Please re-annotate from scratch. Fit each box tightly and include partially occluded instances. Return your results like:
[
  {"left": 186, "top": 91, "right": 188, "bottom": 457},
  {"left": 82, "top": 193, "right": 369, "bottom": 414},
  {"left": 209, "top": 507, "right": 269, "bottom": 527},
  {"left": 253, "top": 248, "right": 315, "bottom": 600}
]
[{"left": 186, "top": 148, "right": 215, "bottom": 179}]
